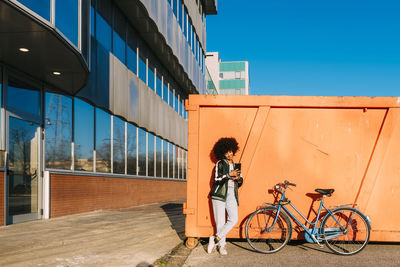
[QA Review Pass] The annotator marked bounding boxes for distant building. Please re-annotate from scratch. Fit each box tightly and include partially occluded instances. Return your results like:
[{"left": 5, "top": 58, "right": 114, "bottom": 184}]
[{"left": 205, "top": 52, "right": 250, "bottom": 95}]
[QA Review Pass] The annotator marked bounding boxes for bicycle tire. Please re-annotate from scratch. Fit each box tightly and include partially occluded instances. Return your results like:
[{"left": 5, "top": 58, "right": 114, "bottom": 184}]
[
  {"left": 321, "top": 207, "right": 370, "bottom": 255},
  {"left": 245, "top": 206, "right": 292, "bottom": 254}
]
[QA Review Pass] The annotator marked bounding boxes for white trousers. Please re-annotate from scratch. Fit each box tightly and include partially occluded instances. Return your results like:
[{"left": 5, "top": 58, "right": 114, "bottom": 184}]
[{"left": 212, "top": 186, "right": 238, "bottom": 247}]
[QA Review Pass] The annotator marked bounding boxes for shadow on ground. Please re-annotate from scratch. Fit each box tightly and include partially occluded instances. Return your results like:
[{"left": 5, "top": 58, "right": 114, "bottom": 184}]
[{"left": 161, "top": 202, "right": 186, "bottom": 241}]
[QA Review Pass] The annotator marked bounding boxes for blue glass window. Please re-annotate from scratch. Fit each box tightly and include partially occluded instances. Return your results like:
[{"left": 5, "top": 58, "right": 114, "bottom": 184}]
[
  {"left": 55, "top": 0, "right": 79, "bottom": 47},
  {"left": 113, "top": 116, "right": 125, "bottom": 174},
  {"left": 96, "top": 12, "right": 112, "bottom": 51},
  {"left": 127, "top": 27, "right": 137, "bottom": 75},
  {"left": 178, "top": 0, "right": 183, "bottom": 29},
  {"left": 139, "top": 44, "right": 147, "bottom": 83},
  {"left": 173, "top": 0, "right": 178, "bottom": 17},
  {"left": 156, "top": 72, "right": 162, "bottom": 98},
  {"left": 188, "top": 21, "right": 191, "bottom": 45},
  {"left": 176, "top": 147, "right": 180, "bottom": 179},
  {"left": 127, "top": 123, "right": 137, "bottom": 175},
  {"left": 148, "top": 132, "right": 155, "bottom": 177},
  {"left": 90, "top": 6, "right": 95, "bottom": 36},
  {"left": 148, "top": 65, "right": 155, "bottom": 90},
  {"left": 180, "top": 99, "right": 184, "bottom": 117},
  {"left": 74, "top": 98, "right": 94, "bottom": 171},
  {"left": 19, "top": 0, "right": 50, "bottom": 21},
  {"left": 7, "top": 78, "right": 40, "bottom": 116},
  {"left": 175, "top": 93, "right": 179, "bottom": 113},
  {"left": 183, "top": 9, "right": 187, "bottom": 37},
  {"left": 169, "top": 87, "right": 174, "bottom": 108},
  {"left": 45, "top": 93, "right": 72, "bottom": 170},
  {"left": 163, "top": 140, "right": 168, "bottom": 178},
  {"left": 113, "top": 32, "right": 126, "bottom": 63},
  {"left": 163, "top": 81, "right": 169, "bottom": 103},
  {"left": 96, "top": 108, "right": 111, "bottom": 173},
  {"left": 113, "top": 9, "right": 126, "bottom": 64},
  {"left": 156, "top": 136, "right": 162, "bottom": 177},
  {"left": 169, "top": 143, "right": 174, "bottom": 178},
  {"left": 138, "top": 128, "right": 146, "bottom": 176}
]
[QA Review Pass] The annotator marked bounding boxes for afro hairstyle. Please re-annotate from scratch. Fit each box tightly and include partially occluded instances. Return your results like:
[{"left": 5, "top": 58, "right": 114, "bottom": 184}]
[{"left": 212, "top": 137, "right": 239, "bottom": 160}]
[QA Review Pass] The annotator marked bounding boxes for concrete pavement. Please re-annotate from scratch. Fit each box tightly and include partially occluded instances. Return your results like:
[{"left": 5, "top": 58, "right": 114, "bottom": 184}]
[{"left": 0, "top": 201, "right": 185, "bottom": 267}]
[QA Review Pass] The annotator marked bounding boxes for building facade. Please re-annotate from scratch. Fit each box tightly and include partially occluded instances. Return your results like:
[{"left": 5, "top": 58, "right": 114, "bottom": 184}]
[
  {"left": 0, "top": 0, "right": 216, "bottom": 226},
  {"left": 206, "top": 52, "right": 250, "bottom": 95}
]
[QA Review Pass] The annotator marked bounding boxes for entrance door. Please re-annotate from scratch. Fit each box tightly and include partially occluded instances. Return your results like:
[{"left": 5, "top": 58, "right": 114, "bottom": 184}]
[{"left": 6, "top": 116, "right": 41, "bottom": 224}]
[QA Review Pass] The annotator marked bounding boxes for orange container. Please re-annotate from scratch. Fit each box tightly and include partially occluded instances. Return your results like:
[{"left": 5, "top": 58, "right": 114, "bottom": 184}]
[{"left": 184, "top": 95, "right": 400, "bottom": 243}]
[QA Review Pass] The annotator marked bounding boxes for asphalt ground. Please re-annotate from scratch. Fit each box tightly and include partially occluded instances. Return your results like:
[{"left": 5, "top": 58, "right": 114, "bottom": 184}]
[{"left": 183, "top": 239, "right": 400, "bottom": 267}]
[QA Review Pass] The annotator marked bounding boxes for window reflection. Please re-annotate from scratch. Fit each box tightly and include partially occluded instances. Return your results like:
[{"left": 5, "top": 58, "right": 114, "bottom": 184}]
[
  {"left": 175, "top": 146, "right": 179, "bottom": 179},
  {"left": 96, "top": 108, "right": 111, "bottom": 173},
  {"left": 138, "top": 128, "right": 147, "bottom": 176},
  {"left": 169, "top": 143, "right": 174, "bottom": 178},
  {"left": 55, "top": 0, "right": 79, "bottom": 46},
  {"left": 7, "top": 77, "right": 41, "bottom": 116},
  {"left": 163, "top": 140, "right": 168, "bottom": 178},
  {"left": 113, "top": 8, "right": 126, "bottom": 63},
  {"left": 156, "top": 71, "right": 162, "bottom": 98},
  {"left": 113, "top": 116, "right": 125, "bottom": 174},
  {"left": 96, "top": 9, "right": 112, "bottom": 51},
  {"left": 156, "top": 136, "right": 162, "bottom": 177},
  {"left": 163, "top": 81, "right": 169, "bottom": 103},
  {"left": 18, "top": 0, "right": 51, "bottom": 21},
  {"left": 127, "top": 27, "right": 138, "bottom": 75},
  {"left": 74, "top": 98, "right": 94, "bottom": 171},
  {"left": 148, "top": 65, "right": 155, "bottom": 91},
  {"left": 139, "top": 45, "right": 147, "bottom": 84},
  {"left": 127, "top": 123, "right": 137, "bottom": 175},
  {"left": 169, "top": 87, "right": 174, "bottom": 108},
  {"left": 45, "top": 93, "right": 72, "bottom": 169},
  {"left": 148, "top": 133, "right": 155, "bottom": 177}
]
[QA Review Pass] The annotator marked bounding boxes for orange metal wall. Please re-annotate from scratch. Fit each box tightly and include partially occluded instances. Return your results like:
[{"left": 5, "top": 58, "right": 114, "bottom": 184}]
[
  {"left": 184, "top": 95, "right": 400, "bottom": 242},
  {"left": 50, "top": 173, "right": 186, "bottom": 218}
]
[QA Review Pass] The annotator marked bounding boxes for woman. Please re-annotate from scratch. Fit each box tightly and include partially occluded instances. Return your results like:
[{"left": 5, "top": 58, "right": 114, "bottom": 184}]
[{"left": 208, "top": 137, "right": 243, "bottom": 255}]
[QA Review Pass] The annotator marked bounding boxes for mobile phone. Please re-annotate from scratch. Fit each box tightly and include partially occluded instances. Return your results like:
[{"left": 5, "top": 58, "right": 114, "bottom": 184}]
[{"left": 234, "top": 163, "right": 241, "bottom": 171}]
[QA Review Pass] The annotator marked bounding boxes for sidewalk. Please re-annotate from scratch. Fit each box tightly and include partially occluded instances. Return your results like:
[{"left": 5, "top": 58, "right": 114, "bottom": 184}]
[{"left": 0, "top": 200, "right": 185, "bottom": 267}]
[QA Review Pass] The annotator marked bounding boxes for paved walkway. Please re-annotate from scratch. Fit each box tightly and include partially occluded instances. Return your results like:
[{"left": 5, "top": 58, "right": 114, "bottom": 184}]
[{"left": 0, "top": 201, "right": 185, "bottom": 267}]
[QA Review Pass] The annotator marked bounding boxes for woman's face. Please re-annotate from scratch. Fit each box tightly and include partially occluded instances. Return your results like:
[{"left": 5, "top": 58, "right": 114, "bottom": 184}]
[{"left": 224, "top": 150, "right": 234, "bottom": 160}]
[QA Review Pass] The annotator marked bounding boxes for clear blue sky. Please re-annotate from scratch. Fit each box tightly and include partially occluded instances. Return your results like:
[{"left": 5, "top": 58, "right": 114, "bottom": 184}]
[{"left": 206, "top": 0, "right": 400, "bottom": 96}]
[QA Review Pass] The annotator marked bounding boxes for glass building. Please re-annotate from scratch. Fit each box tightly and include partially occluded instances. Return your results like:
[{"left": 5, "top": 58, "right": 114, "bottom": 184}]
[{"left": 0, "top": 0, "right": 217, "bottom": 225}]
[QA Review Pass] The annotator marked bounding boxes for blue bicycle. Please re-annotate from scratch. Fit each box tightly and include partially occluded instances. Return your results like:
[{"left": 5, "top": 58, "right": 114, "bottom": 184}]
[{"left": 245, "top": 180, "right": 371, "bottom": 255}]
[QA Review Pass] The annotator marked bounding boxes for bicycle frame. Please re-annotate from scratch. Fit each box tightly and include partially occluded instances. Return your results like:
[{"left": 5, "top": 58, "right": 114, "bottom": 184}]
[{"left": 266, "top": 185, "right": 345, "bottom": 244}]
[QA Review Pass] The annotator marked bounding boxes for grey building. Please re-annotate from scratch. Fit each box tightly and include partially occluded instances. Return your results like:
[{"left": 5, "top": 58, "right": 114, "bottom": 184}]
[{"left": 0, "top": 0, "right": 216, "bottom": 225}]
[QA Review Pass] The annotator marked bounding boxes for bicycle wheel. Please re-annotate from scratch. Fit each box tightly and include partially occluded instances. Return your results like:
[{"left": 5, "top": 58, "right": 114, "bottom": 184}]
[
  {"left": 245, "top": 206, "right": 292, "bottom": 253},
  {"left": 321, "top": 207, "right": 370, "bottom": 255}
]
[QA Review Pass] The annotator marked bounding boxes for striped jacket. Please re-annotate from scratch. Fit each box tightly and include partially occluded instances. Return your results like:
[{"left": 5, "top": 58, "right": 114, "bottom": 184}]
[{"left": 210, "top": 159, "right": 243, "bottom": 205}]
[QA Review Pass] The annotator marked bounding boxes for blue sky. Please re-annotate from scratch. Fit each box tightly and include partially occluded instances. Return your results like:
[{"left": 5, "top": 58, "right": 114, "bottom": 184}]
[{"left": 206, "top": 0, "right": 400, "bottom": 96}]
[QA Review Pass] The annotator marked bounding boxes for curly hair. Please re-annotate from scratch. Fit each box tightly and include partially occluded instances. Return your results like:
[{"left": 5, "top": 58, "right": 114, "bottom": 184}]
[{"left": 212, "top": 137, "right": 239, "bottom": 160}]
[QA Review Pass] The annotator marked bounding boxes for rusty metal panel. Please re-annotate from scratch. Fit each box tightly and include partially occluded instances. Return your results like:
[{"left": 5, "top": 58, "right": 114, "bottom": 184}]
[{"left": 185, "top": 95, "right": 400, "bottom": 241}]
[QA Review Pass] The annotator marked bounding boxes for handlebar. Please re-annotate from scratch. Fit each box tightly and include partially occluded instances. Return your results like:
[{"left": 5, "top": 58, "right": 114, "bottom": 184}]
[
  {"left": 284, "top": 180, "right": 296, "bottom": 188},
  {"left": 274, "top": 180, "right": 296, "bottom": 192}
]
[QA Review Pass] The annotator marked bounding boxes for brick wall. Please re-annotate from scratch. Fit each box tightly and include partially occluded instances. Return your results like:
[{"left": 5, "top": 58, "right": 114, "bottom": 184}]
[
  {"left": 50, "top": 173, "right": 187, "bottom": 218},
  {"left": 0, "top": 171, "right": 4, "bottom": 226}
]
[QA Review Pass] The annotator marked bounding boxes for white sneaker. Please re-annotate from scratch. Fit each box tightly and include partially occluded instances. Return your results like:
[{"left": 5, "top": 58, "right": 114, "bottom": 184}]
[
  {"left": 207, "top": 236, "right": 215, "bottom": 253},
  {"left": 219, "top": 246, "right": 227, "bottom": 255}
]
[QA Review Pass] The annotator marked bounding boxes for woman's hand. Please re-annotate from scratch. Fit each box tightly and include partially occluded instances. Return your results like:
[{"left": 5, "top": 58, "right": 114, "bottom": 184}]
[{"left": 229, "top": 170, "right": 240, "bottom": 179}]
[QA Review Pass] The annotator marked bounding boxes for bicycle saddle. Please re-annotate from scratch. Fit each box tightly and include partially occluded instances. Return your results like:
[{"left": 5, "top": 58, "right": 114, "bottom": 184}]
[{"left": 315, "top": 189, "right": 335, "bottom": 196}]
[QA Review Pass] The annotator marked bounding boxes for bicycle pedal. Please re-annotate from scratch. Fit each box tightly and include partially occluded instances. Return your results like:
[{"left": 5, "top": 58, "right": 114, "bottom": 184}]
[{"left": 318, "top": 244, "right": 324, "bottom": 248}]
